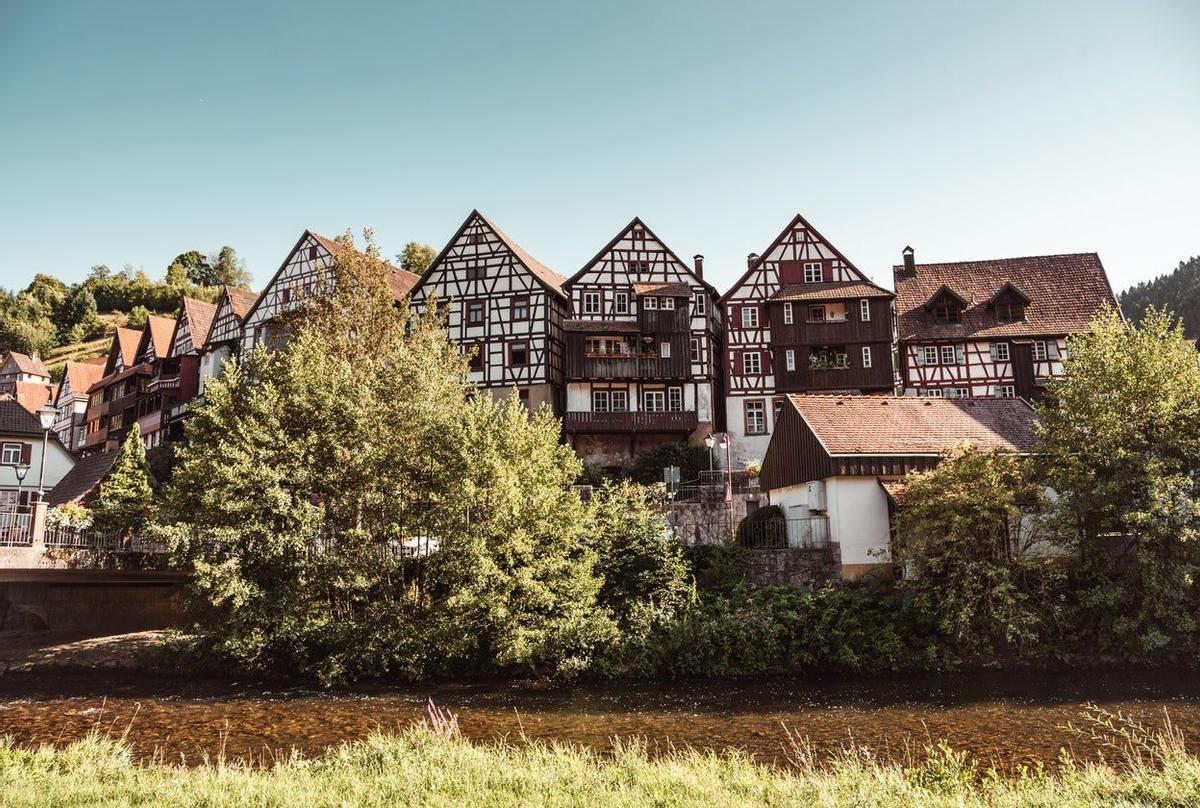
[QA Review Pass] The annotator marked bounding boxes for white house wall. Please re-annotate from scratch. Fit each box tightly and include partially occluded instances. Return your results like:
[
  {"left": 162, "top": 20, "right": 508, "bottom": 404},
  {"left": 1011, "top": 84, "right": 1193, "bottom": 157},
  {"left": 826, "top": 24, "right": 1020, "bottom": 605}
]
[
  {"left": 901, "top": 337, "right": 1068, "bottom": 397},
  {"left": 241, "top": 234, "right": 336, "bottom": 352}
]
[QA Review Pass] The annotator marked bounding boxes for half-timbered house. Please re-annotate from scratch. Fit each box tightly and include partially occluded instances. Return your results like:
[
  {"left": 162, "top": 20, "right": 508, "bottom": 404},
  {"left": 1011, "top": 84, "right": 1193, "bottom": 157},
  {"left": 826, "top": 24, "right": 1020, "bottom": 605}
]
[
  {"left": 720, "top": 214, "right": 895, "bottom": 465},
  {"left": 151, "top": 297, "right": 216, "bottom": 440},
  {"left": 80, "top": 327, "right": 145, "bottom": 455},
  {"left": 52, "top": 358, "right": 105, "bottom": 452},
  {"left": 410, "top": 211, "right": 569, "bottom": 413},
  {"left": 893, "top": 251, "right": 1118, "bottom": 399},
  {"left": 128, "top": 315, "right": 177, "bottom": 449},
  {"left": 240, "top": 230, "right": 420, "bottom": 353},
  {"left": 560, "top": 218, "right": 723, "bottom": 468},
  {"left": 198, "top": 285, "right": 258, "bottom": 397}
]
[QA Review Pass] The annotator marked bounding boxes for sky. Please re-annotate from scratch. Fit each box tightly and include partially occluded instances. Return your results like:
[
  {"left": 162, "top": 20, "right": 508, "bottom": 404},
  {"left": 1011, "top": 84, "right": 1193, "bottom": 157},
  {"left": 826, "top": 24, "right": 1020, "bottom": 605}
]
[{"left": 0, "top": 1, "right": 1197, "bottom": 297}]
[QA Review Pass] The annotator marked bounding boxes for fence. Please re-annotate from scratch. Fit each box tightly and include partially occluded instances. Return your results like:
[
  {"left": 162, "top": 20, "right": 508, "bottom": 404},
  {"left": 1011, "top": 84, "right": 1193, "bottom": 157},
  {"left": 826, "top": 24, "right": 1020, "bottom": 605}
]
[
  {"left": 739, "top": 516, "right": 830, "bottom": 550},
  {"left": 0, "top": 507, "right": 34, "bottom": 547},
  {"left": 42, "top": 523, "right": 167, "bottom": 554}
]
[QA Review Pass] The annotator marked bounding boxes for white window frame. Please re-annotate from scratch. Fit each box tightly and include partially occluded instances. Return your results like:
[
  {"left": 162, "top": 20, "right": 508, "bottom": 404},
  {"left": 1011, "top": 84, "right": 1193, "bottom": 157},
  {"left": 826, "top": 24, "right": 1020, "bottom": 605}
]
[
  {"left": 592, "top": 390, "right": 610, "bottom": 412},
  {"left": 803, "top": 262, "right": 822, "bottom": 283},
  {"left": 1033, "top": 340, "right": 1047, "bottom": 361},
  {"left": 743, "top": 351, "right": 761, "bottom": 375},
  {"left": 660, "top": 342, "right": 671, "bottom": 358},
  {"left": 918, "top": 387, "right": 944, "bottom": 398},
  {"left": 862, "top": 346, "right": 873, "bottom": 368},
  {"left": 667, "top": 387, "right": 683, "bottom": 412},
  {"left": 992, "top": 342, "right": 1011, "bottom": 362},
  {"left": 661, "top": 297, "right": 675, "bottom": 310},
  {"left": 643, "top": 390, "right": 666, "bottom": 412},
  {"left": 741, "top": 306, "right": 758, "bottom": 328},
  {"left": 940, "top": 345, "right": 956, "bottom": 365},
  {"left": 644, "top": 296, "right": 658, "bottom": 310},
  {"left": 946, "top": 387, "right": 970, "bottom": 398},
  {"left": 809, "top": 305, "right": 826, "bottom": 323},
  {"left": 611, "top": 389, "right": 629, "bottom": 412},
  {"left": 1, "top": 443, "right": 21, "bottom": 465},
  {"left": 994, "top": 384, "right": 1016, "bottom": 399},
  {"left": 614, "top": 292, "right": 629, "bottom": 315},
  {"left": 785, "top": 349, "right": 796, "bottom": 371},
  {"left": 582, "top": 291, "right": 601, "bottom": 315},
  {"left": 744, "top": 400, "right": 767, "bottom": 435},
  {"left": 922, "top": 346, "right": 940, "bottom": 365},
  {"left": 689, "top": 338, "right": 700, "bottom": 363},
  {"left": 783, "top": 302, "right": 794, "bottom": 325},
  {"left": 860, "top": 299, "right": 871, "bottom": 321},
  {"left": 693, "top": 293, "right": 705, "bottom": 315}
]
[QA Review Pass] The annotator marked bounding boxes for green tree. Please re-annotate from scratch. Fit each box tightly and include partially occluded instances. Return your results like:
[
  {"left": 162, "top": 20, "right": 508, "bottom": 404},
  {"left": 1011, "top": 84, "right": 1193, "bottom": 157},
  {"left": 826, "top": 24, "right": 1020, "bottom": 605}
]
[
  {"left": 209, "top": 245, "right": 251, "bottom": 287},
  {"left": 125, "top": 305, "right": 151, "bottom": 329},
  {"left": 893, "top": 443, "right": 1056, "bottom": 659},
  {"left": 168, "top": 251, "right": 211, "bottom": 286},
  {"left": 93, "top": 423, "right": 155, "bottom": 538},
  {"left": 398, "top": 241, "right": 437, "bottom": 275},
  {"left": 1038, "top": 305, "right": 1200, "bottom": 660}
]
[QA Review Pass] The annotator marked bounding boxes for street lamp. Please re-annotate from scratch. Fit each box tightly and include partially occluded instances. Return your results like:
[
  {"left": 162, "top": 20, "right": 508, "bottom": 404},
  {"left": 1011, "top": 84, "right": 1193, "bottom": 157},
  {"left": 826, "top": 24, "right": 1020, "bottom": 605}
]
[
  {"left": 704, "top": 433, "right": 715, "bottom": 474},
  {"left": 35, "top": 402, "right": 56, "bottom": 501},
  {"left": 14, "top": 462, "right": 29, "bottom": 510}
]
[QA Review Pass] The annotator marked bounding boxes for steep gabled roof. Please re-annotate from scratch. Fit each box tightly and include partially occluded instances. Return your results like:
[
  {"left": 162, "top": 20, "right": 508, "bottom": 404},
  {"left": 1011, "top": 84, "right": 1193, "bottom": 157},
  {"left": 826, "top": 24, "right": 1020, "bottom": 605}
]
[
  {"left": 921, "top": 284, "right": 970, "bottom": 310},
  {"left": 105, "top": 327, "right": 142, "bottom": 374},
  {"left": 0, "top": 398, "right": 49, "bottom": 436},
  {"left": 564, "top": 216, "right": 721, "bottom": 299},
  {"left": 226, "top": 285, "right": 259, "bottom": 320},
  {"left": 422, "top": 210, "right": 567, "bottom": 300},
  {"left": 180, "top": 297, "right": 218, "bottom": 347},
  {"left": 2, "top": 352, "right": 49, "bottom": 378},
  {"left": 720, "top": 212, "right": 874, "bottom": 304},
  {"left": 791, "top": 395, "right": 1035, "bottom": 455},
  {"left": 47, "top": 450, "right": 118, "bottom": 506},
  {"left": 894, "top": 253, "right": 1118, "bottom": 340},
  {"left": 63, "top": 360, "right": 105, "bottom": 401},
  {"left": 136, "top": 315, "right": 177, "bottom": 362},
  {"left": 770, "top": 281, "right": 894, "bottom": 302},
  {"left": 12, "top": 382, "right": 55, "bottom": 415}
]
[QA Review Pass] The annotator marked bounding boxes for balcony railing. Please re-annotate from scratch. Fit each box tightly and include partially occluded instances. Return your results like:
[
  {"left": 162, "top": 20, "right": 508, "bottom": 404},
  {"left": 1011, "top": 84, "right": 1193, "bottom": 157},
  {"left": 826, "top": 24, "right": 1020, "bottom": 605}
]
[
  {"left": 0, "top": 507, "right": 33, "bottom": 547},
  {"left": 564, "top": 410, "right": 698, "bottom": 434},
  {"left": 739, "top": 516, "right": 830, "bottom": 550},
  {"left": 149, "top": 375, "right": 180, "bottom": 393}
]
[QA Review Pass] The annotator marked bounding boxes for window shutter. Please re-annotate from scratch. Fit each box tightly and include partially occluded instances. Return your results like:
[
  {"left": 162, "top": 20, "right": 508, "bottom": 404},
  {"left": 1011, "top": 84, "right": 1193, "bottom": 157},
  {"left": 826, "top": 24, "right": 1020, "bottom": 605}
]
[
  {"left": 955, "top": 345, "right": 965, "bottom": 364},
  {"left": 1048, "top": 341, "right": 1061, "bottom": 359},
  {"left": 915, "top": 349, "right": 925, "bottom": 366},
  {"left": 989, "top": 343, "right": 998, "bottom": 361},
  {"left": 20, "top": 443, "right": 31, "bottom": 464},
  {"left": 822, "top": 264, "right": 832, "bottom": 282}
]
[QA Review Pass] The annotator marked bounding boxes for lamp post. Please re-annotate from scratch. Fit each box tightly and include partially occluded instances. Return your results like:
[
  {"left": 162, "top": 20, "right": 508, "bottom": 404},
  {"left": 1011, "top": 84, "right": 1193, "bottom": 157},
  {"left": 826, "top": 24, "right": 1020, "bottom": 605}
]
[
  {"left": 35, "top": 403, "right": 56, "bottom": 502},
  {"left": 14, "top": 462, "right": 29, "bottom": 510},
  {"left": 704, "top": 433, "right": 715, "bottom": 474},
  {"left": 718, "top": 434, "right": 733, "bottom": 535}
]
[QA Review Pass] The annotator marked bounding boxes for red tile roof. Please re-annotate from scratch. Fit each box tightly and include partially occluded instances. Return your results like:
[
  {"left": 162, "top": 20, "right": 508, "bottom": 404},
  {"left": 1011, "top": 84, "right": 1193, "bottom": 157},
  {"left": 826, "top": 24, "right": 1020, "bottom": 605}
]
[
  {"left": 64, "top": 360, "right": 105, "bottom": 399},
  {"left": 893, "top": 253, "right": 1118, "bottom": 340},
  {"left": 181, "top": 297, "right": 218, "bottom": 347},
  {"left": 632, "top": 282, "right": 691, "bottom": 297},
  {"left": 788, "top": 394, "right": 1036, "bottom": 455},
  {"left": 3, "top": 352, "right": 49, "bottom": 378},
  {"left": 770, "top": 281, "right": 894, "bottom": 302},
  {"left": 145, "top": 315, "right": 177, "bottom": 360},
  {"left": 13, "top": 381, "right": 55, "bottom": 415},
  {"left": 310, "top": 232, "right": 419, "bottom": 303},
  {"left": 477, "top": 213, "right": 567, "bottom": 297},
  {"left": 114, "top": 327, "right": 141, "bottom": 366},
  {"left": 225, "top": 286, "right": 259, "bottom": 320}
]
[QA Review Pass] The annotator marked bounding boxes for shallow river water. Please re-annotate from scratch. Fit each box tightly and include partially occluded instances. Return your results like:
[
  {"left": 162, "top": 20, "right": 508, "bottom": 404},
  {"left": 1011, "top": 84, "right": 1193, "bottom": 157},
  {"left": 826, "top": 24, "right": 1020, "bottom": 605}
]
[{"left": 2, "top": 670, "right": 1200, "bottom": 770}]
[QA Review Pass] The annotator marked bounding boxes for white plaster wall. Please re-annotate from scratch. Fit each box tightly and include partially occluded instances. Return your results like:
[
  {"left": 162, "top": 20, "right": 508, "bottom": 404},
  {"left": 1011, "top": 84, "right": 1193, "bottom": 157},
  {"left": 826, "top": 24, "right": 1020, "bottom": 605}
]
[
  {"left": 723, "top": 394, "right": 773, "bottom": 466},
  {"left": 0, "top": 439, "right": 75, "bottom": 493},
  {"left": 696, "top": 382, "right": 714, "bottom": 423},
  {"left": 827, "top": 476, "right": 891, "bottom": 565},
  {"left": 198, "top": 346, "right": 231, "bottom": 397}
]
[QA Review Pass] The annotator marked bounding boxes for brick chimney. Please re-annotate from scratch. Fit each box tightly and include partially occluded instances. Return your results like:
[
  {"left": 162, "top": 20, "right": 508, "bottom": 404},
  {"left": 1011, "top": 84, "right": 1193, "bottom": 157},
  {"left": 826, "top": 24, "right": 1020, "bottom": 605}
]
[
  {"left": 901, "top": 246, "right": 916, "bottom": 277},
  {"left": 693, "top": 254, "right": 704, "bottom": 279}
]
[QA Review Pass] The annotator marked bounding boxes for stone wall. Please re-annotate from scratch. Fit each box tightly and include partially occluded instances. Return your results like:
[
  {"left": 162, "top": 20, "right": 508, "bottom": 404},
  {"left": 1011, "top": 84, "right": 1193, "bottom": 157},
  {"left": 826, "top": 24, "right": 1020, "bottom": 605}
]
[
  {"left": 744, "top": 546, "right": 840, "bottom": 587},
  {"left": 0, "top": 570, "right": 185, "bottom": 633}
]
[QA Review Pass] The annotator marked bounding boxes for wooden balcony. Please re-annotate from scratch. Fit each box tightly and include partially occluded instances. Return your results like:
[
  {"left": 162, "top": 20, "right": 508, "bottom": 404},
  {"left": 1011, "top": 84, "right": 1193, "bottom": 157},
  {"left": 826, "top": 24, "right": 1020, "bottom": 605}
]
[
  {"left": 773, "top": 345, "right": 894, "bottom": 392},
  {"left": 564, "top": 410, "right": 698, "bottom": 434},
  {"left": 637, "top": 307, "right": 690, "bottom": 334}
]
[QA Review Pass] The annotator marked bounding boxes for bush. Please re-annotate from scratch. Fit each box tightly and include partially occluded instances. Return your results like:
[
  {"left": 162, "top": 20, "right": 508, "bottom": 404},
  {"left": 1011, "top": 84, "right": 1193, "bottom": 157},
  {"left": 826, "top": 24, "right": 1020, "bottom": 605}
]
[
  {"left": 629, "top": 443, "right": 711, "bottom": 485},
  {"left": 735, "top": 505, "right": 786, "bottom": 548}
]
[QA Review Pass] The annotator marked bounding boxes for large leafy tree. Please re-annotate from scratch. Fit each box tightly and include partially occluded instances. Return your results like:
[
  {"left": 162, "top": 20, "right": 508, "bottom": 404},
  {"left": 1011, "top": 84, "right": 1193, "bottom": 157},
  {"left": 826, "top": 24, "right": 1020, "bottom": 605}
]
[
  {"left": 208, "top": 246, "right": 252, "bottom": 287},
  {"left": 397, "top": 241, "right": 437, "bottom": 275},
  {"left": 1038, "top": 305, "right": 1200, "bottom": 659},
  {"left": 93, "top": 423, "right": 156, "bottom": 537},
  {"left": 159, "top": 230, "right": 611, "bottom": 682},
  {"left": 893, "top": 443, "right": 1056, "bottom": 659}
]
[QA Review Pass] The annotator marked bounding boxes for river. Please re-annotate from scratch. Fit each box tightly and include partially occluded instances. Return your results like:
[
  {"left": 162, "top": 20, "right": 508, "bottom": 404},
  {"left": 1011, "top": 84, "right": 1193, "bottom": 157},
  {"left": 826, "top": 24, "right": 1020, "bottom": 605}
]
[{"left": 2, "top": 670, "right": 1198, "bottom": 771}]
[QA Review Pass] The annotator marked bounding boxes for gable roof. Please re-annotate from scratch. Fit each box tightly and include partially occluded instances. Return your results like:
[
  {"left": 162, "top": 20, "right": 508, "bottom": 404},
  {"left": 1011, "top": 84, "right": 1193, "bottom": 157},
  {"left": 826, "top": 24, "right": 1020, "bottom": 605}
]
[
  {"left": 224, "top": 285, "right": 259, "bottom": 320},
  {"left": 564, "top": 217, "right": 720, "bottom": 299},
  {"left": 421, "top": 211, "right": 567, "bottom": 300},
  {"left": 770, "top": 281, "right": 894, "bottom": 302},
  {"left": 46, "top": 450, "right": 118, "bottom": 506},
  {"left": 720, "top": 212, "right": 873, "bottom": 304},
  {"left": 12, "top": 382, "right": 55, "bottom": 415},
  {"left": 894, "top": 253, "right": 1118, "bottom": 340},
  {"left": 136, "top": 315, "right": 177, "bottom": 361},
  {"left": 180, "top": 297, "right": 218, "bottom": 348},
  {"left": 104, "top": 327, "right": 142, "bottom": 374},
  {"left": 790, "top": 395, "right": 1036, "bottom": 455},
  {"left": 0, "top": 398, "right": 50, "bottom": 436},
  {"left": 62, "top": 360, "right": 105, "bottom": 401},
  {"left": 2, "top": 352, "right": 49, "bottom": 378}
]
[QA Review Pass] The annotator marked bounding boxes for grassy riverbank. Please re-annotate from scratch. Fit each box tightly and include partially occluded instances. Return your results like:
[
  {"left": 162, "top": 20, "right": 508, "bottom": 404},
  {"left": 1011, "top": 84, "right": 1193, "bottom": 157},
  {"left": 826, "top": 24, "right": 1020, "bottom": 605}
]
[{"left": 2, "top": 715, "right": 1198, "bottom": 807}]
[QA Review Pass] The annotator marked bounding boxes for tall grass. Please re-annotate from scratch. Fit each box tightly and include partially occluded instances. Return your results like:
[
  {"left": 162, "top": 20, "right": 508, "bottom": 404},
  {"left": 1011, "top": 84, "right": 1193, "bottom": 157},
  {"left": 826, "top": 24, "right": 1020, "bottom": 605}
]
[{"left": 2, "top": 704, "right": 1198, "bottom": 807}]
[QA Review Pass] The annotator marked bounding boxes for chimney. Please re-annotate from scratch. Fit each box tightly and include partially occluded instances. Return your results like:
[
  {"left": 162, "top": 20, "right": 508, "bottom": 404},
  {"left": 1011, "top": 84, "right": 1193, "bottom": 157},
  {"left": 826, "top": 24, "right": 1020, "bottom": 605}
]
[
  {"left": 902, "top": 246, "right": 916, "bottom": 277},
  {"left": 747, "top": 253, "right": 759, "bottom": 269},
  {"left": 693, "top": 254, "right": 704, "bottom": 279}
]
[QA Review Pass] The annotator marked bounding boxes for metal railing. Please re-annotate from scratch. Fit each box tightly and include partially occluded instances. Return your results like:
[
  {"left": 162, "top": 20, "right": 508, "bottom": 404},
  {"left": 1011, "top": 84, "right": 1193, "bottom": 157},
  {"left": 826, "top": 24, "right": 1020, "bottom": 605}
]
[
  {"left": 43, "top": 524, "right": 167, "bottom": 553},
  {"left": 0, "top": 507, "right": 33, "bottom": 547},
  {"left": 739, "top": 516, "right": 830, "bottom": 550}
]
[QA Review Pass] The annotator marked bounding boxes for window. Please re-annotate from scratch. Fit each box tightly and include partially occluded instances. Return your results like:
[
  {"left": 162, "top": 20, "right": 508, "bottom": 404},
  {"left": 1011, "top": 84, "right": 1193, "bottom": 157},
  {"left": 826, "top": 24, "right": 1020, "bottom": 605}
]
[
  {"left": 994, "top": 385, "right": 1016, "bottom": 398},
  {"left": 783, "top": 302, "right": 794, "bottom": 324},
  {"left": 940, "top": 345, "right": 956, "bottom": 365},
  {"left": 583, "top": 292, "right": 601, "bottom": 314},
  {"left": 693, "top": 293, "right": 705, "bottom": 315},
  {"left": 809, "top": 305, "right": 826, "bottom": 322},
  {"left": 592, "top": 390, "right": 610, "bottom": 412},
  {"left": 804, "top": 262, "right": 823, "bottom": 283},
  {"left": 946, "top": 387, "right": 970, "bottom": 398},
  {"left": 785, "top": 349, "right": 796, "bottom": 371},
  {"left": 934, "top": 304, "right": 962, "bottom": 323},
  {"left": 511, "top": 296, "right": 530, "bottom": 321},
  {"left": 644, "top": 296, "right": 659, "bottom": 310},
  {"left": 862, "top": 346, "right": 873, "bottom": 368},
  {"left": 281, "top": 288, "right": 291, "bottom": 305},
  {"left": 743, "top": 352, "right": 761, "bottom": 374},
  {"left": 744, "top": 400, "right": 767, "bottom": 435},
  {"left": 631, "top": 226, "right": 646, "bottom": 240},
  {"left": 611, "top": 389, "right": 629, "bottom": 411},
  {"left": 614, "top": 292, "right": 629, "bottom": 314},
  {"left": 627, "top": 259, "right": 650, "bottom": 274},
  {"left": 860, "top": 299, "right": 871, "bottom": 321},
  {"left": 1033, "top": 340, "right": 1047, "bottom": 361},
  {"left": 922, "top": 346, "right": 940, "bottom": 365},
  {"left": 661, "top": 297, "right": 675, "bottom": 310},
  {"left": 917, "top": 387, "right": 944, "bottom": 398},
  {"left": 466, "top": 264, "right": 485, "bottom": 281},
  {"left": 991, "top": 342, "right": 1010, "bottom": 361},
  {"left": 468, "top": 232, "right": 484, "bottom": 245},
  {"left": 996, "top": 303, "right": 1024, "bottom": 322},
  {"left": 668, "top": 387, "right": 683, "bottom": 412},
  {"left": 643, "top": 390, "right": 665, "bottom": 412},
  {"left": 773, "top": 398, "right": 785, "bottom": 424},
  {"left": 466, "top": 301, "right": 486, "bottom": 326},
  {"left": 689, "top": 338, "right": 700, "bottom": 362},
  {"left": 1, "top": 443, "right": 22, "bottom": 465},
  {"left": 509, "top": 342, "right": 529, "bottom": 366},
  {"left": 467, "top": 343, "right": 484, "bottom": 372},
  {"left": 308, "top": 246, "right": 318, "bottom": 260},
  {"left": 741, "top": 306, "right": 759, "bottom": 328},
  {"left": 659, "top": 342, "right": 671, "bottom": 358}
]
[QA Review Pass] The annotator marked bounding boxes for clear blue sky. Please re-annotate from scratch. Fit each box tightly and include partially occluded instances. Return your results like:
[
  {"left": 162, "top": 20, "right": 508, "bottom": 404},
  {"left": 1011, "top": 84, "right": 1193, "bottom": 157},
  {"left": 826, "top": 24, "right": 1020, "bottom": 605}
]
[{"left": 1, "top": 1, "right": 1196, "bottom": 296}]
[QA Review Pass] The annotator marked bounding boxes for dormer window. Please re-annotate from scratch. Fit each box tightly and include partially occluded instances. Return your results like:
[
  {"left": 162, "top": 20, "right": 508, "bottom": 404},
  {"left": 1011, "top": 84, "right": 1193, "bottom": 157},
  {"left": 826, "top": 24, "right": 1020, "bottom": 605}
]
[
  {"left": 987, "top": 282, "right": 1031, "bottom": 324},
  {"left": 924, "top": 285, "right": 968, "bottom": 324},
  {"left": 933, "top": 304, "right": 961, "bottom": 323},
  {"left": 996, "top": 302, "right": 1025, "bottom": 322}
]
